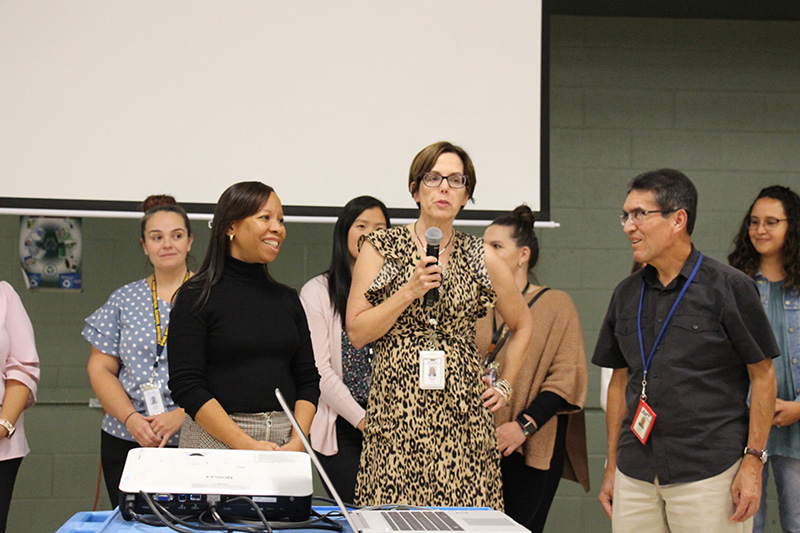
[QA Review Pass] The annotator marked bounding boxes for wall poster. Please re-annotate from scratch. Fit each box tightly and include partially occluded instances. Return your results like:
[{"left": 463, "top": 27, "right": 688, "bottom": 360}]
[{"left": 19, "top": 216, "right": 82, "bottom": 290}]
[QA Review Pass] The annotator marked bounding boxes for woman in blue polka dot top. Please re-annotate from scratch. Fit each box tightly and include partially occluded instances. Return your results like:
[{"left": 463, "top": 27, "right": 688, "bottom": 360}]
[{"left": 82, "top": 195, "right": 193, "bottom": 508}]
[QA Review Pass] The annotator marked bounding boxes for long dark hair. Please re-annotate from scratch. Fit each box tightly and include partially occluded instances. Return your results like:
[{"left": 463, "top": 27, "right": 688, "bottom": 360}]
[
  {"left": 182, "top": 182, "right": 277, "bottom": 309},
  {"left": 326, "top": 196, "right": 390, "bottom": 327},
  {"left": 490, "top": 204, "right": 539, "bottom": 282},
  {"left": 729, "top": 185, "right": 800, "bottom": 289}
]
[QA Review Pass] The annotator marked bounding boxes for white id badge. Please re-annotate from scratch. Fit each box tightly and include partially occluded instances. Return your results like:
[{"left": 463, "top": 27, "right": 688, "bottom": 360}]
[
  {"left": 141, "top": 382, "right": 166, "bottom": 416},
  {"left": 419, "top": 350, "right": 446, "bottom": 390}
]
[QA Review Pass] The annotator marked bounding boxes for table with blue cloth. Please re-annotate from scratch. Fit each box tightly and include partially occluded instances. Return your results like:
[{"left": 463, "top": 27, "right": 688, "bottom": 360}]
[{"left": 57, "top": 507, "right": 350, "bottom": 533}]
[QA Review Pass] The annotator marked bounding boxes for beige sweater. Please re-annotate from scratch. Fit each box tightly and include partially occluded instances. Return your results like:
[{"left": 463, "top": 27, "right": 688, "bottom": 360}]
[{"left": 477, "top": 286, "right": 590, "bottom": 491}]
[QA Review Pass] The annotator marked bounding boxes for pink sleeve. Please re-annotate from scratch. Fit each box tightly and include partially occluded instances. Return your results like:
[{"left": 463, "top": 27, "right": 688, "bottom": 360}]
[
  {"left": 300, "top": 276, "right": 365, "bottom": 427},
  {"left": 1, "top": 282, "right": 40, "bottom": 408}
]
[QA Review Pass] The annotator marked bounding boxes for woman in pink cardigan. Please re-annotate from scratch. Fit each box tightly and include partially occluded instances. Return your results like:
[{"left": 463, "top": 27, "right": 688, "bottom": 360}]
[
  {"left": 0, "top": 281, "right": 40, "bottom": 533},
  {"left": 300, "top": 196, "right": 389, "bottom": 503}
]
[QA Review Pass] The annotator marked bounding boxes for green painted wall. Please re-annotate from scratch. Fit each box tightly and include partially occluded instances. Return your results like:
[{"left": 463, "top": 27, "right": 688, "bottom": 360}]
[{"left": 1, "top": 15, "right": 798, "bottom": 532}]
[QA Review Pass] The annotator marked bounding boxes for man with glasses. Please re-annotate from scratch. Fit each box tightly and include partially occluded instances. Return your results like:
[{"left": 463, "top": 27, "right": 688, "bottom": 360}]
[{"left": 592, "top": 168, "right": 779, "bottom": 532}]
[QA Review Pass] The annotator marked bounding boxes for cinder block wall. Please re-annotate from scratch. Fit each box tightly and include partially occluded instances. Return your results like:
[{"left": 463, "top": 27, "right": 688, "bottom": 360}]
[
  {"left": 542, "top": 16, "right": 800, "bottom": 532},
  {"left": 1, "top": 15, "right": 798, "bottom": 532}
]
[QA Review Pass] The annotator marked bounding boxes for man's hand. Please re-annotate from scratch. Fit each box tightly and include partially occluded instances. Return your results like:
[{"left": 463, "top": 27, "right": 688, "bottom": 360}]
[
  {"left": 598, "top": 468, "right": 615, "bottom": 520},
  {"left": 729, "top": 456, "right": 763, "bottom": 522}
]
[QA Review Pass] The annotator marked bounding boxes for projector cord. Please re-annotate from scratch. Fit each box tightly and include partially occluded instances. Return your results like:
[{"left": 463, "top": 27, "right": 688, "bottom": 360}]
[{"left": 129, "top": 492, "right": 342, "bottom": 532}]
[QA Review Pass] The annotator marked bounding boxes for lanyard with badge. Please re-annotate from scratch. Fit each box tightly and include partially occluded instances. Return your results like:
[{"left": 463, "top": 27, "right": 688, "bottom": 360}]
[
  {"left": 140, "top": 273, "right": 188, "bottom": 415},
  {"left": 420, "top": 304, "right": 446, "bottom": 389},
  {"left": 631, "top": 254, "right": 703, "bottom": 445}
]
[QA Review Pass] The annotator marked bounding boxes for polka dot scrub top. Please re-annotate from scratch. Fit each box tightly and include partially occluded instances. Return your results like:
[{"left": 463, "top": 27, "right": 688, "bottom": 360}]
[{"left": 82, "top": 279, "right": 179, "bottom": 444}]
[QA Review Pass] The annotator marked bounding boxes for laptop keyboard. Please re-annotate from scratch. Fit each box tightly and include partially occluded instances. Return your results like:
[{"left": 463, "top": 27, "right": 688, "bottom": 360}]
[{"left": 380, "top": 511, "right": 464, "bottom": 531}]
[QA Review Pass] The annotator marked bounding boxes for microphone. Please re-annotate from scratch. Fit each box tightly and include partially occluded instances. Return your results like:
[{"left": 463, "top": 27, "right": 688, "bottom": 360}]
[{"left": 423, "top": 227, "right": 443, "bottom": 307}]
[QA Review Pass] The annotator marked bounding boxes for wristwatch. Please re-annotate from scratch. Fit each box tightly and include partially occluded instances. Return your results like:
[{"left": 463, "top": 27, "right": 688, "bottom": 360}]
[
  {"left": 744, "top": 447, "right": 768, "bottom": 464},
  {"left": 516, "top": 414, "right": 536, "bottom": 437},
  {"left": 0, "top": 418, "right": 15, "bottom": 439}
]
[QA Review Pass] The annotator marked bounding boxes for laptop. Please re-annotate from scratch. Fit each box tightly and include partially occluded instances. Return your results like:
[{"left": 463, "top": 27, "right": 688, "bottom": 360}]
[{"left": 275, "top": 388, "right": 530, "bottom": 533}]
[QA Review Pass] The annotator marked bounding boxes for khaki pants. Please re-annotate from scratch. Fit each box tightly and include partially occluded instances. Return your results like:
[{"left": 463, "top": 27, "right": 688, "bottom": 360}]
[{"left": 612, "top": 460, "right": 753, "bottom": 533}]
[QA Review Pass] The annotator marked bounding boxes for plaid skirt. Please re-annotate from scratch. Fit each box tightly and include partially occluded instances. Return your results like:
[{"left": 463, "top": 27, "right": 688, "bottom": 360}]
[{"left": 178, "top": 412, "right": 292, "bottom": 449}]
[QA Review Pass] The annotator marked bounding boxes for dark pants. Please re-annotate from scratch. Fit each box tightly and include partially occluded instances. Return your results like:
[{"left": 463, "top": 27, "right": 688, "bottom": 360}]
[
  {"left": 101, "top": 431, "right": 141, "bottom": 509},
  {"left": 0, "top": 457, "right": 23, "bottom": 533},
  {"left": 316, "top": 416, "right": 364, "bottom": 505},
  {"left": 501, "top": 414, "right": 568, "bottom": 533}
]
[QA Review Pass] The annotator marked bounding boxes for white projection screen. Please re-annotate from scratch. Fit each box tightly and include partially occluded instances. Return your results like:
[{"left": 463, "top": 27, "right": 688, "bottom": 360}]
[{"left": 1, "top": 1, "right": 549, "bottom": 222}]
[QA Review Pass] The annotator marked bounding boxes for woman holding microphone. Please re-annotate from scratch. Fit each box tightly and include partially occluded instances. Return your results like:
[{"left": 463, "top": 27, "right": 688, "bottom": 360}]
[{"left": 346, "top": 141, "right": 533, "bottom": 508}]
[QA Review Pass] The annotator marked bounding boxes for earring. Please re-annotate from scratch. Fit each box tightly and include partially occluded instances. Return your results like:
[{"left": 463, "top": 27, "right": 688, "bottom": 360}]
[{"left": 229, "top": 234, "right": 234, "bottom": 241}]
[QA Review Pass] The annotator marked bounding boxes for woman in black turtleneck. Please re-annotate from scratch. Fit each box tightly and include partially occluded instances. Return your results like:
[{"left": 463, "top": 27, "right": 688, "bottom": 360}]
[{"left": 168, "top": 182, "right": 319, "bottom": 451}]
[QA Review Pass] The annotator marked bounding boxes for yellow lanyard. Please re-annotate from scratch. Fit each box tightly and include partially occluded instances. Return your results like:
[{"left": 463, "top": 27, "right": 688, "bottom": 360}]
[{"left": 151, "top": 272, "right": 189, "bottom": 358}]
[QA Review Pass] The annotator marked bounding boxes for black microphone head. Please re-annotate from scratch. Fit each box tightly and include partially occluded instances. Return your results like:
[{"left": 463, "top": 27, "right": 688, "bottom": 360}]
[{"left": 425, "top": 227, "right": 443, "bottom": 246}]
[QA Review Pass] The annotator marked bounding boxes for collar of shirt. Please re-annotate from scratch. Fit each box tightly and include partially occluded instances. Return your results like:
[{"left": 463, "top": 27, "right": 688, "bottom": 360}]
[{"left": 642, "top": 245, "right": 701, "bottom": 291}]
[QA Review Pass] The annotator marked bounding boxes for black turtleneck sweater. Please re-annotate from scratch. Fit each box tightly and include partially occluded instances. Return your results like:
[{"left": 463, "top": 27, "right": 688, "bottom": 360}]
[{"left": 168, "top": 256, "right": 320, "bottom": 419}]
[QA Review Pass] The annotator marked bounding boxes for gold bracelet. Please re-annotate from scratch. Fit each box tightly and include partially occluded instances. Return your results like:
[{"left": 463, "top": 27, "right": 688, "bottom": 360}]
[{"left": 493, "top": 379, "right": 512, "bottom": 402}]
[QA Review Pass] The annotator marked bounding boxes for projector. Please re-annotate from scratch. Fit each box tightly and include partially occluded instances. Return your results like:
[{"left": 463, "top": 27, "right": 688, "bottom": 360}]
[{"left": 118, "top": 448, "right": 312, "bottom": 521}]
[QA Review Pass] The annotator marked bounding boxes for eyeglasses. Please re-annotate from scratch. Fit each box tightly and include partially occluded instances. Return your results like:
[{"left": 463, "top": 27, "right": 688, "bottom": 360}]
[
  {"left": 749, "top": 217, "right": 787, "bottom": 230},
  {"left": 420, "top": 172, "right": 468, "bottom": 189},
  {"left": 619, "top": 209, "right": 674, "bottom": 227}
]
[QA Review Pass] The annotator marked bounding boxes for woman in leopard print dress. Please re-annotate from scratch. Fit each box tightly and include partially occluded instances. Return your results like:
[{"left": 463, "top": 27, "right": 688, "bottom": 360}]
[{"left": 346, "top": 141, "right": 533, "bottom": 508}]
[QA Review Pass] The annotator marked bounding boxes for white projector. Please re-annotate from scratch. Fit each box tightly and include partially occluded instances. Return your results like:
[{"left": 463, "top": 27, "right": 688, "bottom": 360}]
[{"left": 118, "top": 447, "right": 312, "bottom": 521}]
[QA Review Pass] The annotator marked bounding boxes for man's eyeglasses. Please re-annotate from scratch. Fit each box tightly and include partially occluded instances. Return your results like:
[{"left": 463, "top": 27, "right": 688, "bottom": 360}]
[
  {"left": 748, "top": 217, "right": 787, "bottom": 230},
  {"left": 619, "top": 209, "right": 674, "bottom": 227},
  {"left": 420, "top": 172, "right": 468, "bottom": 189}
]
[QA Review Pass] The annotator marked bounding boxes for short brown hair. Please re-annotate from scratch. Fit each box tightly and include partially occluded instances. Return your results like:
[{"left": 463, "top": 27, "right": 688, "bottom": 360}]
[{"left": 408, "top": 141, "right": 476, "bottom": 205}]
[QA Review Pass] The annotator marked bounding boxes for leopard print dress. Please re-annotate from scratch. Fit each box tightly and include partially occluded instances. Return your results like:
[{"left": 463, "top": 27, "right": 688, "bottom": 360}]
[{"left": 354, "top": 226, "right": 502, "bottom": 509}]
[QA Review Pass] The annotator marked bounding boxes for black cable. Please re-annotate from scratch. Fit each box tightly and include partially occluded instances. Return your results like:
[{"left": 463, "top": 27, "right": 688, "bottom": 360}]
[
  {"left": 206, "top": 497, "right": 272, "bottom": 533},
  {"left": 130, "top": 496, "right": 203, "bottom": 533},
  {"left": 204, "top": 505, "right": 267, "bottom": 533},
  {"left": 206, "top": 498, "right": 343, "bottom": 532},
  {"left": 308, "top": 510, "right": 345, "bottom": 531},
  {"left": 130, "top": 492, "right": 343, "bottom": 532},
  {"left": 134, "top": 492, "right": 250, "bottom": 532}
]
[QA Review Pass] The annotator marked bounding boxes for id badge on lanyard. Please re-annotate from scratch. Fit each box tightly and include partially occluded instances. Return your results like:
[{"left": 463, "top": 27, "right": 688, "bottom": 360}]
[
  {"left": 144, "top": 273, "right": 185, "bottom": 417},
  {"left": 631, "top": 254, "right": 703, "bottom": 445},
  {"left": 631, "top": 398, "right": 656, "bottom": 445},
  {"left": 419, "top": 310, "right": 446, "bottom": 390},
  {"left": 140, "top": 381, "right": 167, "bottom": 416}
]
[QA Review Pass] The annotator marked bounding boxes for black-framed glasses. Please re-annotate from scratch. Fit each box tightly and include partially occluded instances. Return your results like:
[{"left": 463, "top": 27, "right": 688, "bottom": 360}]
[
  {"left": 619, "top": 209, "right": 674, "bottom": 227},
  {"left": 748, "top": 217, "right": 787, "bottom": 230},
  {"left": 420, "top": 172, "right": 468, "bottom": 189}
]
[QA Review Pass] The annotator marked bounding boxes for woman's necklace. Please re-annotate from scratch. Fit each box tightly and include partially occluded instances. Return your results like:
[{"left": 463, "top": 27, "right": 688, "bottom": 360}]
[{"left": 413, "top": 221, "right": 455, "bottom": 257}]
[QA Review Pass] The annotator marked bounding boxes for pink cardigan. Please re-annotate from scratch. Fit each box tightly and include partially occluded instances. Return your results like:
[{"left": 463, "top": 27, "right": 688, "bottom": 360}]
[
  {"left": 300, "top": 275, "right": 365, "bottom": 456},
  {"left": 0, "top": 281, "right": 40, "bottom": 461}
]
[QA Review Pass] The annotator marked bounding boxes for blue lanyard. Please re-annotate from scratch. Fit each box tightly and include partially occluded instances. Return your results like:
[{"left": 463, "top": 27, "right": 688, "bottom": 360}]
[{"left": 637, "top": 253, "right": 703, "bottom": 400}]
